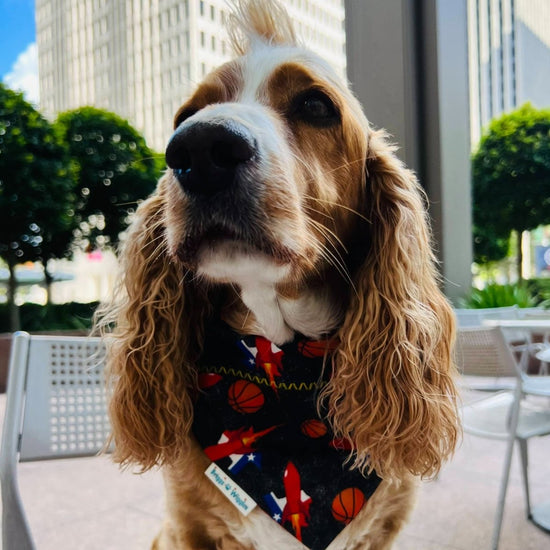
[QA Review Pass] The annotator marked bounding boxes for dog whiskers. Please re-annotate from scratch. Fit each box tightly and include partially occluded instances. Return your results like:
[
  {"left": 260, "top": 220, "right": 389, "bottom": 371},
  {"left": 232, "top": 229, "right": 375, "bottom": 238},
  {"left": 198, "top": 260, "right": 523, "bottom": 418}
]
[
  {"left": 322, "top": 156, "right": 365, "bottom": 176},
  {"left": 306, "top": 219, "right": 355, "bottom": 292},
  {"left": 304, "top": 194, "right": 372, "bottom": 224}
]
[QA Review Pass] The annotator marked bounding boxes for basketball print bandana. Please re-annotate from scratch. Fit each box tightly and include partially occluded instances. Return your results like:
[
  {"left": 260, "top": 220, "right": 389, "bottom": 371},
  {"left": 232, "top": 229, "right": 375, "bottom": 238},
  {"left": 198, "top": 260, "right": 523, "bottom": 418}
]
[{"left": 192, "top": 319, "right": 382, "bottom": 550}]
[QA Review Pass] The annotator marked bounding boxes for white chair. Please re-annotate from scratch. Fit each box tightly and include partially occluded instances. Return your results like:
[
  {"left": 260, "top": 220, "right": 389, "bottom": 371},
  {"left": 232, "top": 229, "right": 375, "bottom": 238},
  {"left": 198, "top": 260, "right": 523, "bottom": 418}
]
[
  {"left": 456, "top": 326, "right": 550, "bottom": 550},
  {"left": 517, "top": 309, "right": 550, "bottom": 375},
  {"left": 0, "top": 332, "right": 109, "bottom": 550}
]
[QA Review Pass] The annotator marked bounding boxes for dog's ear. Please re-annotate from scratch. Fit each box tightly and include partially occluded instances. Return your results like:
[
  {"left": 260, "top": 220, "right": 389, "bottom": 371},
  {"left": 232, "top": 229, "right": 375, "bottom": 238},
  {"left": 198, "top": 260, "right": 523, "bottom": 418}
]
[
  {"left": 322, "top": 130, "right": 459, "bottom": 480},
  {"left": 98, "top": 178, "right": 210, "bottom": 470}
]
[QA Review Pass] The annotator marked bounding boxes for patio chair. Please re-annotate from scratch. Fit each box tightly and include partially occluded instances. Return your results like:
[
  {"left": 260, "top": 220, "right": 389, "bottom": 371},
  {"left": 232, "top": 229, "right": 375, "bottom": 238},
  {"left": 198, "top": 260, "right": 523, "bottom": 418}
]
[
  {"left": 456, "top": 326, "right": 550, "bottom": 550},
  {"left": 0, "top": 332, "right": 110, "bottom": 550},
  {"left": 517, "top": 309, "right": 550, "bottom": 375}
]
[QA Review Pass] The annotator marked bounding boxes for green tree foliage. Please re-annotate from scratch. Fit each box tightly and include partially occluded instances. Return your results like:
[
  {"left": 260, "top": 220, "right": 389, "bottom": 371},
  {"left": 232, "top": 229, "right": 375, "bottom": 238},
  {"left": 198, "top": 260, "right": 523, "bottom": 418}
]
[
  {"left": 55, "top": 107, "right": 162, "bottom": 250},
  {"left": 472, "top": 103, "right": 550, "bottom": 277},
  {"left": 0, "top": 84, "right": 75, "bottom": 328}
]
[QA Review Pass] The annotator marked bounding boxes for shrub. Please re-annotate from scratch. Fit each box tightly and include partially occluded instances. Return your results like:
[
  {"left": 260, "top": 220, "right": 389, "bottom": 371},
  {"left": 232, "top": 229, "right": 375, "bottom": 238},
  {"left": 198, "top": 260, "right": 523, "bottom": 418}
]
[
  {"left": 0, "top": 302, "right": 98, "bottom": 333},
  {"left": 459, "top": 283, "right": 538, "bottom": 309},
  {"left": 525, "top": 278, "right": 550, "bottom": 307}
]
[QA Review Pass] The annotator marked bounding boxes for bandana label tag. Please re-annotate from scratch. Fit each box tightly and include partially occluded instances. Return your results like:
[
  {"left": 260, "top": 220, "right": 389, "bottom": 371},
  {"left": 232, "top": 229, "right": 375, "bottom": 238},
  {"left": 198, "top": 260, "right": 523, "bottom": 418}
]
[{"left": 205, "top": 463, "right": 257, "bottom": 516}]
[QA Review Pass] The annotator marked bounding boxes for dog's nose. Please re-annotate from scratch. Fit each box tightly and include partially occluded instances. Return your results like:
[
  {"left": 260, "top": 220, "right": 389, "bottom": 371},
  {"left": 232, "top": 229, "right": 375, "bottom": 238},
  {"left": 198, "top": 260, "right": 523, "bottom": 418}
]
[{"left": 165, "top": 122, "right": 256, "bottom": 196}]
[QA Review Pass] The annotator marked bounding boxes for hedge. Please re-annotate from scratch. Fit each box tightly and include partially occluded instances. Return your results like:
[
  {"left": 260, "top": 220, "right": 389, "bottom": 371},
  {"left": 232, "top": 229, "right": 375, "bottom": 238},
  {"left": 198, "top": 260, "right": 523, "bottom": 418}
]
[{"left": 0, "top": 302, "right": 99, "bottom": 333}]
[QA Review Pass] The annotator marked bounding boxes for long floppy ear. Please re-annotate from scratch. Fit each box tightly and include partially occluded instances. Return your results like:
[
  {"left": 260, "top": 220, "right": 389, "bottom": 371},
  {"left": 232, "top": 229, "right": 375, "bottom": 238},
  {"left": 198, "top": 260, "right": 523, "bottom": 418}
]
[
  {"left": 96, "top": 176, "right": 211, "bottom": 470},
  {"left": 322, "top": 129, "right": 459, "bottom": 480}
]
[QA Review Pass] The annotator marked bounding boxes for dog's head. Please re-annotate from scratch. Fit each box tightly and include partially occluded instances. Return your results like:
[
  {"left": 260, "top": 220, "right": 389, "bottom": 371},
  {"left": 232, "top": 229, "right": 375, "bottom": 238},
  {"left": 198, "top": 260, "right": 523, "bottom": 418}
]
[
  {"left": 160, "top": 2, "right": 374, "bottom": 343},
  {"left": 163, "top": 8, "right": 363, "bottom": 285},
  {"left": 103, "top": 0, "right": 459, "bottom": 480}
]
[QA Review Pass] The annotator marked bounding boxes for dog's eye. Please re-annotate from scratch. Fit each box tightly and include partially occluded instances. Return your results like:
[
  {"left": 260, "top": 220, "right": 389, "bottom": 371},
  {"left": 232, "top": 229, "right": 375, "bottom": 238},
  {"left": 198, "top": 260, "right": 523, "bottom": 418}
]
[{"left": 293, "top": 90, "right": 339, "bottom": 127}]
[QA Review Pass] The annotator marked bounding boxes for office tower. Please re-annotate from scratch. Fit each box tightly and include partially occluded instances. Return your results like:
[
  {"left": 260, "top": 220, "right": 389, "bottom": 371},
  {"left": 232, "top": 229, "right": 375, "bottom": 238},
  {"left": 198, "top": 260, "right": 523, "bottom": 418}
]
[
  {"left": 468, "top": 0, "right": 550, "bottom": 146},
  {"left": 36, "top": 0, "right": 346, "bottom": 151}
]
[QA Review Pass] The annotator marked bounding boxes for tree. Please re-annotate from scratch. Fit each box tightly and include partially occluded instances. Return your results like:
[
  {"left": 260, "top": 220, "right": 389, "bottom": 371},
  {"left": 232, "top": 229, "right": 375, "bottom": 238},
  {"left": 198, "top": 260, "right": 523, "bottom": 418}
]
[
  {"left": 472, "top": 225, "right": 510, "bottom": 266},
  {"left": 472, "top": 103, "right": 550, "bottom": 279},
  {"left": 0, "top": 84, "right": 75, "bottom": 329},
  {"left": 55, "top": 107, "right": 162, "bottom": 250}
]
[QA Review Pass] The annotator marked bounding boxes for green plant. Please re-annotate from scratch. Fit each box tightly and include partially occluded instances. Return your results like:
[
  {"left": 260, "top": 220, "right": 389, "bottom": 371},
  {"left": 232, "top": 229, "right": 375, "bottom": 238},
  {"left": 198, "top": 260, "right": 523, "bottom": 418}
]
[
  {"left": 459, "top": 283, "right": 538, "bottom": 309},
  {"left": 0, "top": 302, "right": 98, "bottom": 333},
  {"left": 525, "top": 278, "right": 550, "bottom": 307}
]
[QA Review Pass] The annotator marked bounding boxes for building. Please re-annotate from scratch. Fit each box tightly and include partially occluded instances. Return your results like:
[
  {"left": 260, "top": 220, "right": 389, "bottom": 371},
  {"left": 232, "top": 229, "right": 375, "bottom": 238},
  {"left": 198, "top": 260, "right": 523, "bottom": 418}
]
[
  {"left": 345, "top": 1, "right": 472, "bottom": 301},
  {"left": 468, "top": 0, "right": 550, "bottom": 147},
  {"left": 35, "top": 0, "right": 346, "bottom": 151}
]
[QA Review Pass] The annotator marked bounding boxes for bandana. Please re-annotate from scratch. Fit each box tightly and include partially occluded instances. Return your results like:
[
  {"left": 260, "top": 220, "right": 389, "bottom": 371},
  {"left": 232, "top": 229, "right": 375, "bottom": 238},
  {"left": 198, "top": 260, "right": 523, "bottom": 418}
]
[{"left": 192, "top": 319, "right": 382, "bottom": 550}]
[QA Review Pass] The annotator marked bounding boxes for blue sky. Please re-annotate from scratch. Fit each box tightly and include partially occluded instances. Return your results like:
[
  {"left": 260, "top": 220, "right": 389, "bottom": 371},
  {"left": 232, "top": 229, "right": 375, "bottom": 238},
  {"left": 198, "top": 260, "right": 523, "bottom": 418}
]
[
  {"left": 0, "top": 0, "right": 35, "bottom": 76},
  {"left": 0, "top": 0, "right": 37, "bottom": 102}
]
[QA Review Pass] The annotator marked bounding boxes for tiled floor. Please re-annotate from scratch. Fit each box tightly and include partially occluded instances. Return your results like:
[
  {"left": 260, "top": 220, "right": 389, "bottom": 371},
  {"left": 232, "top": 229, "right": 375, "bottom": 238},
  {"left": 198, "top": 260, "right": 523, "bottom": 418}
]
[{"left": 2, "top": 393, "right": 550, "bottom": 549}]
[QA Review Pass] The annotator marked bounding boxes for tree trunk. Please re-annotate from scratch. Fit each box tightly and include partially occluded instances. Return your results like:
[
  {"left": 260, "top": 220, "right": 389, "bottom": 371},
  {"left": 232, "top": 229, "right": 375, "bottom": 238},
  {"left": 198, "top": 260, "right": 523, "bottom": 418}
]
[
  {"left": 516, "top": 230, "right": 523, "bottom": 283},
  {"left": 7, "top": 260, "right": 21, "bottom": 331},
  {"left": 44, "top": 269, "right": 53, "bottom": 304}
]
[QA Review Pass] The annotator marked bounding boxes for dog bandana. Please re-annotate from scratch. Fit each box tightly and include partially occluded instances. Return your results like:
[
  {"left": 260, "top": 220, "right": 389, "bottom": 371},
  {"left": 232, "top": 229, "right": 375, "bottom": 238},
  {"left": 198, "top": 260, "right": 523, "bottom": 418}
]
[{"left": 192, "top": 319, "right": 382, "bottom": 550}]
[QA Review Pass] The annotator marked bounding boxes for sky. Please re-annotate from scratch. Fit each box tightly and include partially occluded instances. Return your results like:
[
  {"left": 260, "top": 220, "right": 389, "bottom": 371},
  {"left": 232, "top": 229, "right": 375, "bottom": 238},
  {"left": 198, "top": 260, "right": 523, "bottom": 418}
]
[{"left": 0, "top": 0, "right": 38, "bottom": 104}]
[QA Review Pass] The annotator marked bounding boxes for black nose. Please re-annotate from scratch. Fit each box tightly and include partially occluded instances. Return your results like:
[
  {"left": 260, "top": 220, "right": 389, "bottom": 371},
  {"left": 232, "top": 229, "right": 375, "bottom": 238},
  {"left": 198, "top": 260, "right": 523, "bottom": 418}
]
[{"left": 165, "top": 122, "right": 256, "bottom": 196}]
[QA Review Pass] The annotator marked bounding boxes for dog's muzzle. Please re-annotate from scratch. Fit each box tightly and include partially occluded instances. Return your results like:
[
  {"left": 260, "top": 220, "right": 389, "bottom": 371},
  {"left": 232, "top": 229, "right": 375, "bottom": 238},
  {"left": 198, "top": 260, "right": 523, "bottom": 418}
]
[{"left": 166, "top": 121, "right": 257, "bottom": 197}]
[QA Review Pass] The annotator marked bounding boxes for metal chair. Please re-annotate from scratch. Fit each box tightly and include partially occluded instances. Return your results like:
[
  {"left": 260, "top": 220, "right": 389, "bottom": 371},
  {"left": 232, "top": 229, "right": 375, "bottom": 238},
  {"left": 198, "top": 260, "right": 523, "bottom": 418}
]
[
  {"left": 0, "top": 332, "right": 109, "bottom": 550},
  {"left": 517, "top": 309, "right": 550, "bottom": 375},
  {"left": 456, "top": 326, "right": 550, "bottom": 550}
]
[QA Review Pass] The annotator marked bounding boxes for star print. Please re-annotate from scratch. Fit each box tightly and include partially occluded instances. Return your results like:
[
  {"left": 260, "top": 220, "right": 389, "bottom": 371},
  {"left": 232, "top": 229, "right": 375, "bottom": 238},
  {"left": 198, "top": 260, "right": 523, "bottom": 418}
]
[{"left": 247, "top": 453, "right": 256, "bottom": 461}]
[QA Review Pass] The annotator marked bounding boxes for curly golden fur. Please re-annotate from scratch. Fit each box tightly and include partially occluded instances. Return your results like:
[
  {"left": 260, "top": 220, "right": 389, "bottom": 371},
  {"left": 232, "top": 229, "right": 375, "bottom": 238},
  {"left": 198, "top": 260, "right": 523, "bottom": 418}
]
[{"left": 97, "top": 1, "right": 459, "bottom": 548}]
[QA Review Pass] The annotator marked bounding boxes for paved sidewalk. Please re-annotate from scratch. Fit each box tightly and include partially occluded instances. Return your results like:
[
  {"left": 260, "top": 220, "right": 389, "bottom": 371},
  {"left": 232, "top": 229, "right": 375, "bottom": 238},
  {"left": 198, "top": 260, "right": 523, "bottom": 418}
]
[{"left": 1, "top": 392, "right": 550, "bottom": 550}]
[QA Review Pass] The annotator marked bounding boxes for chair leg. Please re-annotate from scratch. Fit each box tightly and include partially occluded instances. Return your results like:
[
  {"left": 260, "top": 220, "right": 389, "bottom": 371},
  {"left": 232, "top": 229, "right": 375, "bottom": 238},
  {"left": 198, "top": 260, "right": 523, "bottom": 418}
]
[
  {"left": 491, "top": 387, "right": 522, "bottom": 550},
  {"left": 517, "top": 437, "right": 532, "bottom": 519}
]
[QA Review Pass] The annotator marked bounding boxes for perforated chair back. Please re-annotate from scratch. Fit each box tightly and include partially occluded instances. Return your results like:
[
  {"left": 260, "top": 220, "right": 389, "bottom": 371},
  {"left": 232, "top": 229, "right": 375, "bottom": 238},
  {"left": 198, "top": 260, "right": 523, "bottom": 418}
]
[
  {"left": 0, "top": 332, "right": 109, "bottom": 550},
  {"left": 455, "top": 326, "right": 521, "bottom": 379}
]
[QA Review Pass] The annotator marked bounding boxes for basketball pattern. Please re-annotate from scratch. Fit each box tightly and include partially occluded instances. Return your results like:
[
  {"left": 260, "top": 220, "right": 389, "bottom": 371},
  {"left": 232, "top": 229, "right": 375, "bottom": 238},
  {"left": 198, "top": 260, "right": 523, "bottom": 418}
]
[
  {"left": 198, "top": 372, "right": 222, "bottom": 389},
  {"left": 227, "top": 380, "right": 265, "bottom": 413},
  {"left": 192, "top": 319, "right": 382, "bottom": 549},
  {"left": 331, "top": 488, "right": 366, "bottom": 524},
  {"left": 300, "top": 419, "right": 328, "bottom": 438},
  {"left": 297, "top": 337, "right": 339, "bottom": 358}
]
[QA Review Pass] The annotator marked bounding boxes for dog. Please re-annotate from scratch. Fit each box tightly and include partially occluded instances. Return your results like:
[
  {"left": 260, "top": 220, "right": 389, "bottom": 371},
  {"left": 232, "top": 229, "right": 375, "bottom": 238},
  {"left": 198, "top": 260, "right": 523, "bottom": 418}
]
[{"left": 99, "top": 1, "right": 459, "bottom": 548}]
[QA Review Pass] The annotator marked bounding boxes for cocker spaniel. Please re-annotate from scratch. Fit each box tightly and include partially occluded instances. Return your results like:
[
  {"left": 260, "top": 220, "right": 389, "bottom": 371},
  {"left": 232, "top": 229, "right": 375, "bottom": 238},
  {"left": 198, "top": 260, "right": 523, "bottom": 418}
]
[{"left": 99, "top": 1, "right": 459, "bottom": 549}]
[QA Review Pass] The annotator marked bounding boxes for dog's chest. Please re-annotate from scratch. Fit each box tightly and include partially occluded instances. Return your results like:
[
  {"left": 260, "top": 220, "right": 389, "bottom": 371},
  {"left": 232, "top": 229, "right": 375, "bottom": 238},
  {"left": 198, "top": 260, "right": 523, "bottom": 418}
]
[{"left": 192, "top": 319, "right": 382, "bottom": 550}]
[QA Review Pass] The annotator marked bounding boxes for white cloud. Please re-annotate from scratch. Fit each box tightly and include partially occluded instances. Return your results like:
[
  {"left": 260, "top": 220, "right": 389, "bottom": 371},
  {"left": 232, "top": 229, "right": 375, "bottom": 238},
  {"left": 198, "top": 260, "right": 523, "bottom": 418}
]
[{"left": 3, "top": 43, "right": 40, "bottom": 106}]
